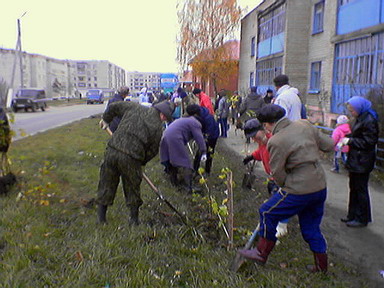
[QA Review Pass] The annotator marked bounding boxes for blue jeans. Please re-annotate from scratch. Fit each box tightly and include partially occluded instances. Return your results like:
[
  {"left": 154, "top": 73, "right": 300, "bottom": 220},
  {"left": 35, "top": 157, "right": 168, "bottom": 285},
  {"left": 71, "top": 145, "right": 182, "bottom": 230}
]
[
  {"left": 333, "top": 151, "right": 347, "bottom": 171},
  {"left": 259, "top": 188, "right": 327, "bottom": 253}
]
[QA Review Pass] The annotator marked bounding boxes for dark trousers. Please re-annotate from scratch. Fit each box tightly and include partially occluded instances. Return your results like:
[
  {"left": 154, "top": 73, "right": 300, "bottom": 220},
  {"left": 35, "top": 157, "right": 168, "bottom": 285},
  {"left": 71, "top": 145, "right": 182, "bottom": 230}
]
[
  {"left": 96, "top": 147, "right": 143, "bottom": 209},
  {"left": 193, "top": 138, "right": 218, "bottom": 174},
  {"left": 259, "top": 188, "right": 327, "bottom": 253},
  {"left": 218, "top": 118, "right": 228, "bottom": 137},
  {"left": 347, "top": 172, "right": 372, "bottom": 224}
]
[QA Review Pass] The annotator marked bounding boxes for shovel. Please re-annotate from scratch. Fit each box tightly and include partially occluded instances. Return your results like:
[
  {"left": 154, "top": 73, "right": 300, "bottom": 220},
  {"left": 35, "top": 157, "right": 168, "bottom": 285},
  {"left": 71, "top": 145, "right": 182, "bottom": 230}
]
[
  {"left": 242, "top": 160, "right": 257, "bottom": 189},
  {"left": 230, "top": 223, "right": 260, "bottom": 272}
]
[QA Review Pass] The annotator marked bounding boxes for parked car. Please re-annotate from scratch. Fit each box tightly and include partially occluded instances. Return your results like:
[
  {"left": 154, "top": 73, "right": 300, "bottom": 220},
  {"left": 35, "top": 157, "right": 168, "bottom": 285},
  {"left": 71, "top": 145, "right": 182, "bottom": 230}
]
[
  {"left": 11, "top": 88, "right": 48, "bottom": 112},
  {"left": 86, "top": 89, "right": 104, "bottom": 104}
]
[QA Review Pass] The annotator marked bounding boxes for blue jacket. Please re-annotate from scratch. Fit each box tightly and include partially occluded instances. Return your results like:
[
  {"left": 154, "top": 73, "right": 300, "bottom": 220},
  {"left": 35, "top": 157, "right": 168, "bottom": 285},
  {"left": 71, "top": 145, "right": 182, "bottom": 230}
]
[{"left": 196, "top": 107, "right": 220, "bottom": 140}]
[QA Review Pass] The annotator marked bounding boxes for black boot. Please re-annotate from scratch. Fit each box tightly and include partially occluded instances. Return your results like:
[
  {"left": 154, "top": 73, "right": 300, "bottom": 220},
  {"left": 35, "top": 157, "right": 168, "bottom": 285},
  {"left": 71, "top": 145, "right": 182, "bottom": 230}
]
[
  {"left": 181, "top": 168, "right": 202, "bottom": 194},
  {"left": 129, "top": 206, "right": 140, "bottom": 226},
  {"left": 169, "top": 165, "right": 179, "bottom": 187},
  {"left": 97, "top": 204, "right": 108, "bottom": 224}
]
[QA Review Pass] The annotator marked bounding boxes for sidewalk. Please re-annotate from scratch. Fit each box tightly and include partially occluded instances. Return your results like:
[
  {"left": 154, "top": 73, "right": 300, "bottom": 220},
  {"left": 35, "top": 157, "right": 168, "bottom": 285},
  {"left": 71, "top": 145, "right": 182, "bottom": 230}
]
[{"left": 221, "top": 123, "right": 384, "bottom": 286}]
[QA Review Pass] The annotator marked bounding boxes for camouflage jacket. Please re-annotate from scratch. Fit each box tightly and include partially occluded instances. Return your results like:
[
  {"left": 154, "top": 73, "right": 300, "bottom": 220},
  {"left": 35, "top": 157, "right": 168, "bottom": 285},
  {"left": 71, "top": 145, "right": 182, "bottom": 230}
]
[{"left": 103, "top": 101, "right": 163, "bottom": 164}]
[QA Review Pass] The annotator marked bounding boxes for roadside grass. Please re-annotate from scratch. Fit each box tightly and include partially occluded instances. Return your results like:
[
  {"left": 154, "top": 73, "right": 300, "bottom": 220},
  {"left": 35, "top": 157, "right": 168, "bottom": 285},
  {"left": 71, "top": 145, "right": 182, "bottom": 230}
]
[
  {"left": 46, "top": 98, "right": 88, "bottom": 107},
  {"left": 0, "top": 117, "right": 372, "bottom": 287}
]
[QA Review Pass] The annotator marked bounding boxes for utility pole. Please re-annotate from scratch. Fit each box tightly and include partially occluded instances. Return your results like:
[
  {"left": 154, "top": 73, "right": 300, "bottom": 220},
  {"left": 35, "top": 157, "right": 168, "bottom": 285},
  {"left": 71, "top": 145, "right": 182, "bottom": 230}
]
[{"left": 10, "top": 12, "right": 27, "bottom": 90}]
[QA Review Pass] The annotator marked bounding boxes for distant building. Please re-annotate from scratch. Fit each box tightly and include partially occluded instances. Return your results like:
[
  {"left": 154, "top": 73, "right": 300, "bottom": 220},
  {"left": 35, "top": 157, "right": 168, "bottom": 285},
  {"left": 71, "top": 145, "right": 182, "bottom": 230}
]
[
  {"left": 126, "top": 72, "right": 161, "bottom": 95},
  {"left": 0, "top": 48, "right": 126, "bottom": 98},
  {"left": 160, "top": 73, "right": 178, "bottom": 94},
  {"left": 239, "top": 0, "right": 384, "bottom": 126}
]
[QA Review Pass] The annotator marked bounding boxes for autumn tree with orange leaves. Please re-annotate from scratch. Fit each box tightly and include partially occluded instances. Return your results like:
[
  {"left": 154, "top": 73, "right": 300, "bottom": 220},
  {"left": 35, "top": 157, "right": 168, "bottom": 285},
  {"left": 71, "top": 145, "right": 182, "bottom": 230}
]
[{"left": 177, "top": 0, "right": 242, "bottom": 95}]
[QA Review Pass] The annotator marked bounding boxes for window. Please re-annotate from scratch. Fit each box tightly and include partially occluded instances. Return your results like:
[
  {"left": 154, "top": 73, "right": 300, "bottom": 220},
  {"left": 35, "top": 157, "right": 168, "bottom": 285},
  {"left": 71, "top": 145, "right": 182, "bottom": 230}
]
[
  {"left": 339, "top": 0, "right": 357, "bottom": 6},
  {"left": 94, "top": 83, "right": 98, "bottom": 87},
  {"left": 78, "top": 76, "right": 84, "bottom": 81},
  {"left": 250, "top": 72, "right": 254, "bottom": 87},
  {"left": 310, "top": 62, "right": 322, "bottom": 92},
  {"left": 94, "top": 77, "right": 97, "bottom": 81},
  {"left": 313, "top": 1, "right": 324, "bottom": 34},
  {"left": 251, "top": 37, "right": 255, "bottom": 57},
  {"left": 256, "top": 56, "right": 283, "bottom": 86},
  {"left": 78, "top": 83, "right": 86, "bottom": 87},
  {"left": 88, "top": 83, "right": 91, "bottom": 87}
]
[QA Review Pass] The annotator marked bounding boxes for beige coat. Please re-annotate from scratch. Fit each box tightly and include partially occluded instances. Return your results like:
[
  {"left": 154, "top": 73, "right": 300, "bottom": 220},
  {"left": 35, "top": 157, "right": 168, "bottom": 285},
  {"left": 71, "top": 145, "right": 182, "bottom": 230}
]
[{"left": 268, "top": 118, "right": 334, "bottom": 195}]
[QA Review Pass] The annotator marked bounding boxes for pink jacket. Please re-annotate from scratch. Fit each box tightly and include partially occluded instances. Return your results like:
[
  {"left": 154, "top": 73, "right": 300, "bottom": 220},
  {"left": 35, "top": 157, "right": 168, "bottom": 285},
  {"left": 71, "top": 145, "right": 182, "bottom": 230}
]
[{"left": 332, "top": 123, "right": 351, "bottom": 152}]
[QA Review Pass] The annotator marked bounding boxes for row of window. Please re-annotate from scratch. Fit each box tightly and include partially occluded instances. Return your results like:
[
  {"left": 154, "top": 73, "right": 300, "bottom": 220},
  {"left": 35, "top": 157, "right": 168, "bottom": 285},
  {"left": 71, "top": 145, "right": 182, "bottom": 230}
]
[
  {"left": 76, "top": 83, "right": 98, "bottom": 88},
  {"left": 250, "top": 1, "right": 324, "bottom": 57},
  {"left": 75, "top": 77, "right": 97, "bottom": 81},
  {"left": 248, "top": 59, "right": 321, "bottom": 92}
]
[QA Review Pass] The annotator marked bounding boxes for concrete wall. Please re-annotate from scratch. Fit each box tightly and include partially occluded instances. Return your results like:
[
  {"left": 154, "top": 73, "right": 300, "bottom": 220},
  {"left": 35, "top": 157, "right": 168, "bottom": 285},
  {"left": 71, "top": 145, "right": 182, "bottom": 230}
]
[{"left": 238, "top": 9, "right": 258, "bottom": 97}]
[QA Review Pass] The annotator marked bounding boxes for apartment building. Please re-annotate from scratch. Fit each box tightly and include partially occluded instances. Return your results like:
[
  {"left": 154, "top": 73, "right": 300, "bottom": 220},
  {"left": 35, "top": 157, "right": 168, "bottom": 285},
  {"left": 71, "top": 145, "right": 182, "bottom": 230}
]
[
  {"left": 126, "top": 72, "right": 161, "bottom": 95},
  {"left": 69, "top": 60, "right": 126, "bottom": 96},
  {"left": 0, "top": 48, "right": 126, "bottom": 98},
  {"left": 239, "top": 0, "right": 384, "bottom": 126}
]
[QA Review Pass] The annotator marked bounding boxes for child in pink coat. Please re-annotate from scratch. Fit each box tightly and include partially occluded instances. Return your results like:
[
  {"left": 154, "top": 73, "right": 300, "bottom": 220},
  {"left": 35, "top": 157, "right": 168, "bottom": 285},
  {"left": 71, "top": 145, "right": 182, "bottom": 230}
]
[{"left": 331, "top": 115, "right": 351, "bottom": 173}]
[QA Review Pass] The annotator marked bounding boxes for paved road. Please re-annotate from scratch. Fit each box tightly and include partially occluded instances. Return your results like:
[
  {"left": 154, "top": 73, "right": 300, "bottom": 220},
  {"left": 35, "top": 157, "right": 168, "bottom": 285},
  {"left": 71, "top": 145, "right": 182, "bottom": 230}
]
[
  {"left": 222, "top": 125, "right": 384, "bottom": 286},
  {"left": 10, "top": 103, "right": 106, "bottom": 140}
]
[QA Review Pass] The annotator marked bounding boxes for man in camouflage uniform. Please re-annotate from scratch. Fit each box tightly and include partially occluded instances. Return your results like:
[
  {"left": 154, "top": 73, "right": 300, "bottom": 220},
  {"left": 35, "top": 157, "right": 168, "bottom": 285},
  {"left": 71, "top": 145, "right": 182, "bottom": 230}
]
[{"left": 96, "top": 100, "right": 174, "bottom": 225}]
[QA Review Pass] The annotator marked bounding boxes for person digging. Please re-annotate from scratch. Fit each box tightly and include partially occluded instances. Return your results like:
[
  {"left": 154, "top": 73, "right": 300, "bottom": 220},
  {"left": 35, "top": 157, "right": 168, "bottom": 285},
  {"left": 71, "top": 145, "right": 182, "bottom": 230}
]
[
  {"left": 96, "top": 100, "right": 174, "bottom": 225},
  {"left": 238, "top": 104, "right": 333, "bottom": 273},
  {"left": 0, "top": 107, "right": 16, "bottom": 194}
]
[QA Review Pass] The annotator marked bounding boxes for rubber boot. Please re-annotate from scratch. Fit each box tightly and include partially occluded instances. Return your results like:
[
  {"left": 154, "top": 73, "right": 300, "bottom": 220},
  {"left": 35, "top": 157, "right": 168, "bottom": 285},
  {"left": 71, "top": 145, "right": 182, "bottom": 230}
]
[
  {"left": 129, "top": 206, "right": 140, "bottom": 226},
  {"left": 97, "top": 204, "right": 108, "bottom": 224},
  {"left": 239, "top": 237, "right": 275, "bottom": 264},
  {"left": 169, "top": 165, "right": 179, "bottom": 187},
  {"left": 307, "top": 253, "right": 328, "bottom": 273},
  {"left": 205, "top": 157, "right": 213, "bottom": 175},
  {"left": 182, "top": 168, "right": 202, "bottom": 194}
]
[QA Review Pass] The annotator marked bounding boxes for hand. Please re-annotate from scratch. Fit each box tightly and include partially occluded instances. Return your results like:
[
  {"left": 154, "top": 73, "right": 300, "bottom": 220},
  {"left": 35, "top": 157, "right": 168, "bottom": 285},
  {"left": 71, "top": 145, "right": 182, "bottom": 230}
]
[
  {"left": 200, "top": 154, "right": 207, "bottom": 163},
  {"left": 99, "top": 119, "right": 109, "bottom": 130},
  {"left": 340, "top": 137, "right": 350, "bottom": 146},
  {"left": 243, "top": 155, "right": 254, "bottom": 165}
]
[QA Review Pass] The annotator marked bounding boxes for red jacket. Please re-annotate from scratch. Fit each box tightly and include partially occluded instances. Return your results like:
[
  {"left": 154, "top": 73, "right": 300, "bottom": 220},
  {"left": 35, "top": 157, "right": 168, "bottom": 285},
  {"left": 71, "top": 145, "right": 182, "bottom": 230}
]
[
  {"left": 251, "top": 133, "right": 272, "bottom": 175},
  {"left": 199, "top": 92, "right": 214, "bottom": 115}
]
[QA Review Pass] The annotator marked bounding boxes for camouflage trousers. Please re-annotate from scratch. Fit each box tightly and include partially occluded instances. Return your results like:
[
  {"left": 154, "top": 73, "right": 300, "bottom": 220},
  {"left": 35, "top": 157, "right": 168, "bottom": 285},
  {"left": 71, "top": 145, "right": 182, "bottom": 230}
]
[{"left": 96, "top": 147, "right": 143, "bottom": 209}]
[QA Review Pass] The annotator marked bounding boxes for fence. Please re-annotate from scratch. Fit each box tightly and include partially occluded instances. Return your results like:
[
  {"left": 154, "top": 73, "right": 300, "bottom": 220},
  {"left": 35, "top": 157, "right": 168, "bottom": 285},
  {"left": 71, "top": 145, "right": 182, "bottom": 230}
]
[{"left": 315, "top": 125, "right": 384, "bottom": 172}]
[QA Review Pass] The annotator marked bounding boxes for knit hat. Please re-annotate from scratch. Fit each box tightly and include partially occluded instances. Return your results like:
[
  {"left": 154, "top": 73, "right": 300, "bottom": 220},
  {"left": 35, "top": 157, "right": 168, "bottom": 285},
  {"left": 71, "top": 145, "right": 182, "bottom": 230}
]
[
  {"left": 153, "top": 101, "right": 175, "bottom": 122},
  {"left": 336, "top": 115, "right": 348, "bottom": 125},
  {"left": 257, "top": 104, "right": 286, "bottom": 123},
  {"left": 186, "top": 104, "right": 201, "bottom": 116},
  {"left": 192, "top": 88, "right": 201, "bottom": 95},
  {"left": 244, "top": 119, "right": 263, "bottom": 138}
]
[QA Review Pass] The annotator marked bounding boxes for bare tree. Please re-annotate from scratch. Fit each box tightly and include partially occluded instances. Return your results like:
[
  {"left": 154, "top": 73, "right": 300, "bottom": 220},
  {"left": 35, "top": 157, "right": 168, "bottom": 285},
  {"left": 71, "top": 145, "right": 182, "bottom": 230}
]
[{"left": 177, "top": 0, "right": 242, "bottom": 93}]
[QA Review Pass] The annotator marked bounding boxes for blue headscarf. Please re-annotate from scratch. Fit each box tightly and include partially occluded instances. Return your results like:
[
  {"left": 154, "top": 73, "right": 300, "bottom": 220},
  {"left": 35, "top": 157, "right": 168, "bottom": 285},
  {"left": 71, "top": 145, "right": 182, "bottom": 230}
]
[{"left": 347, "top": 96, "right": 378, "bottom": 120}]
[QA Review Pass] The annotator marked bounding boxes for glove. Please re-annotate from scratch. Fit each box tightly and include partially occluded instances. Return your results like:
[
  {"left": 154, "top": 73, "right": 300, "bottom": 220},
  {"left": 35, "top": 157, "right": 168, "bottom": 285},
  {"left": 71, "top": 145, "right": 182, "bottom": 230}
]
[
  {"left": 337, "top": 137, "right": 350, "bottom": 150},
  {"left": 200, "top": 154, "right": 207, "bottom": 163},
  {"left": 243, "top": 155, "right": 254, "bottom": 165},
  {"left": 99, "top": 119, "right": 109, "bottom": 130}
]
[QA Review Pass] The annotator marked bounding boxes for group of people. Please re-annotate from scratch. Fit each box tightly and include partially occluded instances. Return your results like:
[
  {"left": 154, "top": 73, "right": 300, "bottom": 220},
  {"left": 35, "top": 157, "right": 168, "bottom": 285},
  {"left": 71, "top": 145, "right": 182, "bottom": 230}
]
[
  {"left": 94, "top": 73, "right": 379, "bottom": 274},
  {"left": 237, "top": 75, "right": 379, "bottom": 273}
]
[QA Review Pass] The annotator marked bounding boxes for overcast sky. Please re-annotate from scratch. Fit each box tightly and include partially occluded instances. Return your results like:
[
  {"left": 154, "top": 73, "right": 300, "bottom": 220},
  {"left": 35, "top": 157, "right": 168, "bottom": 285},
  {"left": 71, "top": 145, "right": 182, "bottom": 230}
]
[{"left": 1, "top": 0, "right": 261, "bottom": 73}]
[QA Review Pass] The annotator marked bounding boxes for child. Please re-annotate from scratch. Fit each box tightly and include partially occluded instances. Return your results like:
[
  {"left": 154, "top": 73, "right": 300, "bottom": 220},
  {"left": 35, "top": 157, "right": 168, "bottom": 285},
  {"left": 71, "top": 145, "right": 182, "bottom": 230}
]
[{"left": 331, "top": 115, "right": 351, "bottom": 173}]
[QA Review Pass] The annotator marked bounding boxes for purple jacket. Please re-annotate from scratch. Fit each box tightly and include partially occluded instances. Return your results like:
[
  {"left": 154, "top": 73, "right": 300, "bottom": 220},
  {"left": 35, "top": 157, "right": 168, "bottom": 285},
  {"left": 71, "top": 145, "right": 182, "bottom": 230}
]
[{"left": 160, "top": 117, "right": 206, "bottom": 169}]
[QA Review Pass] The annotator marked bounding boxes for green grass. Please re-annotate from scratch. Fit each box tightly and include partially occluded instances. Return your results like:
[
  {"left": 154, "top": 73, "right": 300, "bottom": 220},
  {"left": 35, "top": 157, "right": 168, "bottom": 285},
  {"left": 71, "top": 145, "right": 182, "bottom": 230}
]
[{"left": 0, "top": 117, "right": 372, "bottom": 287}]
